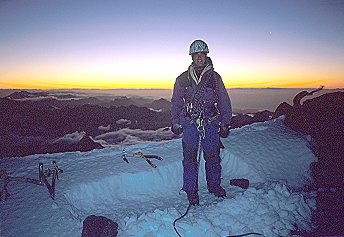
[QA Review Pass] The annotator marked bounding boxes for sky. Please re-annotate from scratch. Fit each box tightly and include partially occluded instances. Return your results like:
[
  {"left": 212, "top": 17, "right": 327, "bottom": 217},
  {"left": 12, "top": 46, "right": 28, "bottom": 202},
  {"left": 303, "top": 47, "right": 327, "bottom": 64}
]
[
  {"left": 0, "top": 118, "right": 317, "bottom": 236},
  {"left": 0, "top": 0, "right": 343, "bottom": 89}
]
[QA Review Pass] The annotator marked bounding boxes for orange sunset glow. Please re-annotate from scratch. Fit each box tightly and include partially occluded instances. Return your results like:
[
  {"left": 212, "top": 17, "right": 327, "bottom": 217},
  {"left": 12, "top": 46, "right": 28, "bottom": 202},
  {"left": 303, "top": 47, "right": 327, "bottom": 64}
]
[{"left": 1, "top": 1, "right": 343, "bottom": 90}]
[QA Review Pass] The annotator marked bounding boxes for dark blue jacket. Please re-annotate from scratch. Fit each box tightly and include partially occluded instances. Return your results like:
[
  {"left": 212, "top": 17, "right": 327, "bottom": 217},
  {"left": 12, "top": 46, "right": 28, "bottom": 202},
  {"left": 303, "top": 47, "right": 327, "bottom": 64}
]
[{"left": 171, "top": 57, "right": 232, "bottom": 127}]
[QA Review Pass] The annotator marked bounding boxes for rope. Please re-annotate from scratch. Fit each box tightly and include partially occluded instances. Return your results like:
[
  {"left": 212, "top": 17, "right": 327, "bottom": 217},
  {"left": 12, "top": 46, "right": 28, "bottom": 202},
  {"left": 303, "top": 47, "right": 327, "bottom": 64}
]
[
  {"left": 173, "top": 204, "right": 191, "bottom": 237},
  {"left": 0, "top": 169, "right": 44, "bottom": 202},
  {"left": 173, "top": 113, "right": 204, "bottom": 237},
  {"left": 0, "top": 170, "right": 10, "bottom": 202},
  {"left": 227, "top": 233, "right": 262, "bottom": 237},
  {"left": 0, "top": 161, "right": 63, "bottom": 202}
]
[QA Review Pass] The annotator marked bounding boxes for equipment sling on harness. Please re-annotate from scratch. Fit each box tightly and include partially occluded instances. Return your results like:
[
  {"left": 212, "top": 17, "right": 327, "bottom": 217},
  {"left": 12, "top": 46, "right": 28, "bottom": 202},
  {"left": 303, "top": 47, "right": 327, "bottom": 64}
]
[{"left": 185, "top": 68, "right": 216, "bottom": 119}]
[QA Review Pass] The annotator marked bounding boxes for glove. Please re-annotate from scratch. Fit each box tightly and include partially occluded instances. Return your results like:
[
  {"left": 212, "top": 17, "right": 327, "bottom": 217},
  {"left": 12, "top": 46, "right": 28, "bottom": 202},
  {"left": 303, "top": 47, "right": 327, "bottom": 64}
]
[
  {"left": 171, "top": 123, "right": 183, "bottom": 135},
  {"left": 219, "top": 124, "right": 230, "bottom": 138}
]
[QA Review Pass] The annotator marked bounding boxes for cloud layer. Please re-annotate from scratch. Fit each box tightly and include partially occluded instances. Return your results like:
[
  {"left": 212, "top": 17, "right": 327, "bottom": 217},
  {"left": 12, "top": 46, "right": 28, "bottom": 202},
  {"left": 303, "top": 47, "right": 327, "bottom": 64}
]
[{"left": 94, "top": 127, "right": 177, "bottom": 147}]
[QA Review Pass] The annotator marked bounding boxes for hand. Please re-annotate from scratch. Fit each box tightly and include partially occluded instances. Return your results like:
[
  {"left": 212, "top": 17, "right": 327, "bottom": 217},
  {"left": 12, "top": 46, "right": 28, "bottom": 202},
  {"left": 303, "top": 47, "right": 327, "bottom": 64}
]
[
  {"left": 219, "top": 124, "right": 230, "bottom": 138},
  {"left": 171, "top": 123, "right": 183, "bottom": 135}
]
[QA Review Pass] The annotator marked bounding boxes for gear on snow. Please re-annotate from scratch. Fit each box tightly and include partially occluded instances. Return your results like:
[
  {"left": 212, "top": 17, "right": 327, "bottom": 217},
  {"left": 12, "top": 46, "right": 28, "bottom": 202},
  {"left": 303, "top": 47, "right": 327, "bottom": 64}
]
[
  {"left": 0, "top": 160, "right": 63, "bottom": 202},
  {"left": 121, "top": 148, "right": 163, "bottom": 168}
]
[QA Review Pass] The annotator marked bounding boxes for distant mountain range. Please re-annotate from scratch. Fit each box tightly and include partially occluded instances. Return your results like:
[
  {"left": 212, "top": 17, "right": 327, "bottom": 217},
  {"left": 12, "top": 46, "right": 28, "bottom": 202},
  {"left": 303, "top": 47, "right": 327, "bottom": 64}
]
[
  {"left": 0, "top": 90, "right": 274, "bottom": 158},
  {"left": 0, "top": 91, "right": 173, "bottom": 158},
  {"left": 5, "top": 90, "right": 172, "bottom": 111}
]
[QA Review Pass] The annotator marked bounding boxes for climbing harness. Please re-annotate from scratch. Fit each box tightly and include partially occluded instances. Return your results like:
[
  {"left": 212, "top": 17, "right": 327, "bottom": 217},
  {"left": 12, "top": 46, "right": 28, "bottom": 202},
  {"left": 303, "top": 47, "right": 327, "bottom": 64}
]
[
  {"left": 173, "top": 110, "right": 205, "bottom": 237},
  {"left": 121, "top": 148, "right": 163, "bottom": 168},
  {"left": 0, "top": 160, "right": 63, "bottom": 202}
]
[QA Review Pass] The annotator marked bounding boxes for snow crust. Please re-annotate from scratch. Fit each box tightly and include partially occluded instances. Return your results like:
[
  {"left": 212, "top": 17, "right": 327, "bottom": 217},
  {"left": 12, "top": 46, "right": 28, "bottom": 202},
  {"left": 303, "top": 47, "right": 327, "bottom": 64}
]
[{"left": 0, "top": 118, "right": 317, "bottom": 237}]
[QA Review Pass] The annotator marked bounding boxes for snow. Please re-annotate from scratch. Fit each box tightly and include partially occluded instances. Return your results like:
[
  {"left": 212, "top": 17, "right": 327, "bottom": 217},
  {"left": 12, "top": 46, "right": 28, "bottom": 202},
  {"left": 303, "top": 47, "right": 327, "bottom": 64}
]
[{"left": 0, "top": 117, "right": 317, "bottom": 237}]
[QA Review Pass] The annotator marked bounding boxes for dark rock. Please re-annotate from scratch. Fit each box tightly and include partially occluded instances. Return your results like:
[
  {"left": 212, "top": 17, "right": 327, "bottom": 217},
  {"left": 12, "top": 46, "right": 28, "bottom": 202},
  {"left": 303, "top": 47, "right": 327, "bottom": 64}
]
[
  {"left": 272, "top": 102, "right": 293, "bottom": 119},
  {"left": 251, "top": 110, "right": 273, "bottom": 122},
  {"left": 284, "top": 92, "right": 344, "bottom": 138},
  {"left": 230, "top": 110, "right": 274, "bottom": 129},
  {"left": 82, "top": 215, "right": 118, "bottom": 237},
  {"left": 282, "top": 91, "right": 344, "bottom": 235},
  {"left": 47, "top": 135, "right": 104, "bottom": 154},
  {"left": 77, "top": 136, "right": 104, "bottom": 151},
  {"left": 230, "top": 114, "right": 252, "bottom": 128},
  {"left": 282, "top": 92, "right": 344, "bottom": 185},
  {"left": 273, "top": 87, "right": 325, "bottom": 119},
  {"left": 229, "top": 179, "right": 249, "bottom": 189},
  {"left": 145, "top": 98, "right": 171, "bottom": 112}
]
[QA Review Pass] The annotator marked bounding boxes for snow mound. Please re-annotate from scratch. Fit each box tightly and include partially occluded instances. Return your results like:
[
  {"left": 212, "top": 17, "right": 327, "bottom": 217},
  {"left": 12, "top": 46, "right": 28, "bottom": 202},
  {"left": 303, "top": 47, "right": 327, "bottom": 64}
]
[
  {"left": 0, "top": 118, "right": 317, "bottom": 237},
  {"left": 120, "top": 183, "right": 315, "bottom": 237},
  {"left": 222, "top": 118, "right": 316, "bottom": 188}
]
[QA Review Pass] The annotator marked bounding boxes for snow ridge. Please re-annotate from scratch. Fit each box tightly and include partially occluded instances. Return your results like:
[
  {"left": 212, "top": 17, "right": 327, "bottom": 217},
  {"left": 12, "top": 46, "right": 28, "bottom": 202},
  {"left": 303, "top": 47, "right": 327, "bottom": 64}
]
[{"left": 0, "top": 118, "right": 317, "bottom": 237}]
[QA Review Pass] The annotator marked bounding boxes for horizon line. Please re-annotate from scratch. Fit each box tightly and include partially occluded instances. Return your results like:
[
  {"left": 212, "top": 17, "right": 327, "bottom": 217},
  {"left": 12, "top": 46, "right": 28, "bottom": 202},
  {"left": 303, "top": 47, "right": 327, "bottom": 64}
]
[{"left": 0, "top": 87, "right": 343, "bottom": 90}]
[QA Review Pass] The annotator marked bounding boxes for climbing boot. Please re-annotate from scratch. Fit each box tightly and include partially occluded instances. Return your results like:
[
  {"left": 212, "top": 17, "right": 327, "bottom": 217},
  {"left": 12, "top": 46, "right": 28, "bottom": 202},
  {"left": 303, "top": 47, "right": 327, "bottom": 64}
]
[
  {"left": 209, "top": 185, "right": 227, "bottom": 198},
  {"left": 187, "top": 191, "right": 199, "bottom": 205}
]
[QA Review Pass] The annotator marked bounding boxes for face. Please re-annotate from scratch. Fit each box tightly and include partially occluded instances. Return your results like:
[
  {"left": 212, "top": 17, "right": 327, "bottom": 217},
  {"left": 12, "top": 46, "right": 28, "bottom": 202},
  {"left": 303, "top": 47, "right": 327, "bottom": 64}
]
[{"left": 192, "top": 52, "right": 207, "bottom": 67}]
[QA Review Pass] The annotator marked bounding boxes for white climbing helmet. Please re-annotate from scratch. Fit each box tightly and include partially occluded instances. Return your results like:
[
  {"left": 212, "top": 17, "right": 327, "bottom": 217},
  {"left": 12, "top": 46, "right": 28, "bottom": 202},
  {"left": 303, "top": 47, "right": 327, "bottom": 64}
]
[{"left": 189, "top": 39, "right": 209, "bottom": 55}]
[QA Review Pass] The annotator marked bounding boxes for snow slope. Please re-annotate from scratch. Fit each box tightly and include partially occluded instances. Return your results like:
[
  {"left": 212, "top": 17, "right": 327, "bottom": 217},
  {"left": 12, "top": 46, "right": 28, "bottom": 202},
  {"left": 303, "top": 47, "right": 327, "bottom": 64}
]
[{"left": 0, "top": 118, "right": 317, "bottom": 237}]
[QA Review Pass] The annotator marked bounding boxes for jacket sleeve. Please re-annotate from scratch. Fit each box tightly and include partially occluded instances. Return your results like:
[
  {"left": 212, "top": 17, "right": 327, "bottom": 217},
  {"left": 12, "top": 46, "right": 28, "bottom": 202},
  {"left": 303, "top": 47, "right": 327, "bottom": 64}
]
[
  {"left": 171, "top": 73, "right": 187, "bottom": 125},
  {"left": 215, "top": 72, "right": 232, "bottom": 125}
]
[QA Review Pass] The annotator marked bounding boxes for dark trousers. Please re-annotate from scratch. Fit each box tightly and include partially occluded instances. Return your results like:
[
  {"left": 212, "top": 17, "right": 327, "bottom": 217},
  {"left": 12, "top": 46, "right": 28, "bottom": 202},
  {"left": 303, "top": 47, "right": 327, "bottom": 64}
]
[{"left": 182, "top": 123, "right": 222, "bottom": 192}]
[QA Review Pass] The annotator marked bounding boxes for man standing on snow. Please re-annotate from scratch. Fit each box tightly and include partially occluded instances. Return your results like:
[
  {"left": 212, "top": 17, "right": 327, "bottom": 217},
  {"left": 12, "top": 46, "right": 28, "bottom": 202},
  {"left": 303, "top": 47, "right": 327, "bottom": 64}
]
[{"left": 171, "top": 39, "right": 232, "bottom": 205}]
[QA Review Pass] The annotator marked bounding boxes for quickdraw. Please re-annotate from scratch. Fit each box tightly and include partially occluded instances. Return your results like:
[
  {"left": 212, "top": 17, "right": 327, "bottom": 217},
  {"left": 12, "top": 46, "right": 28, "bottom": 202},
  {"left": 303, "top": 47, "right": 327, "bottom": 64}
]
[
  {"left": 0, "top": 161, "right": 63, "bottom": 202},
  {"left": 121, "top": 148, "right": 163, "bottom": 168},
  {"left": 196, "top": 109, "right": 206, "bottom": 139}
]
